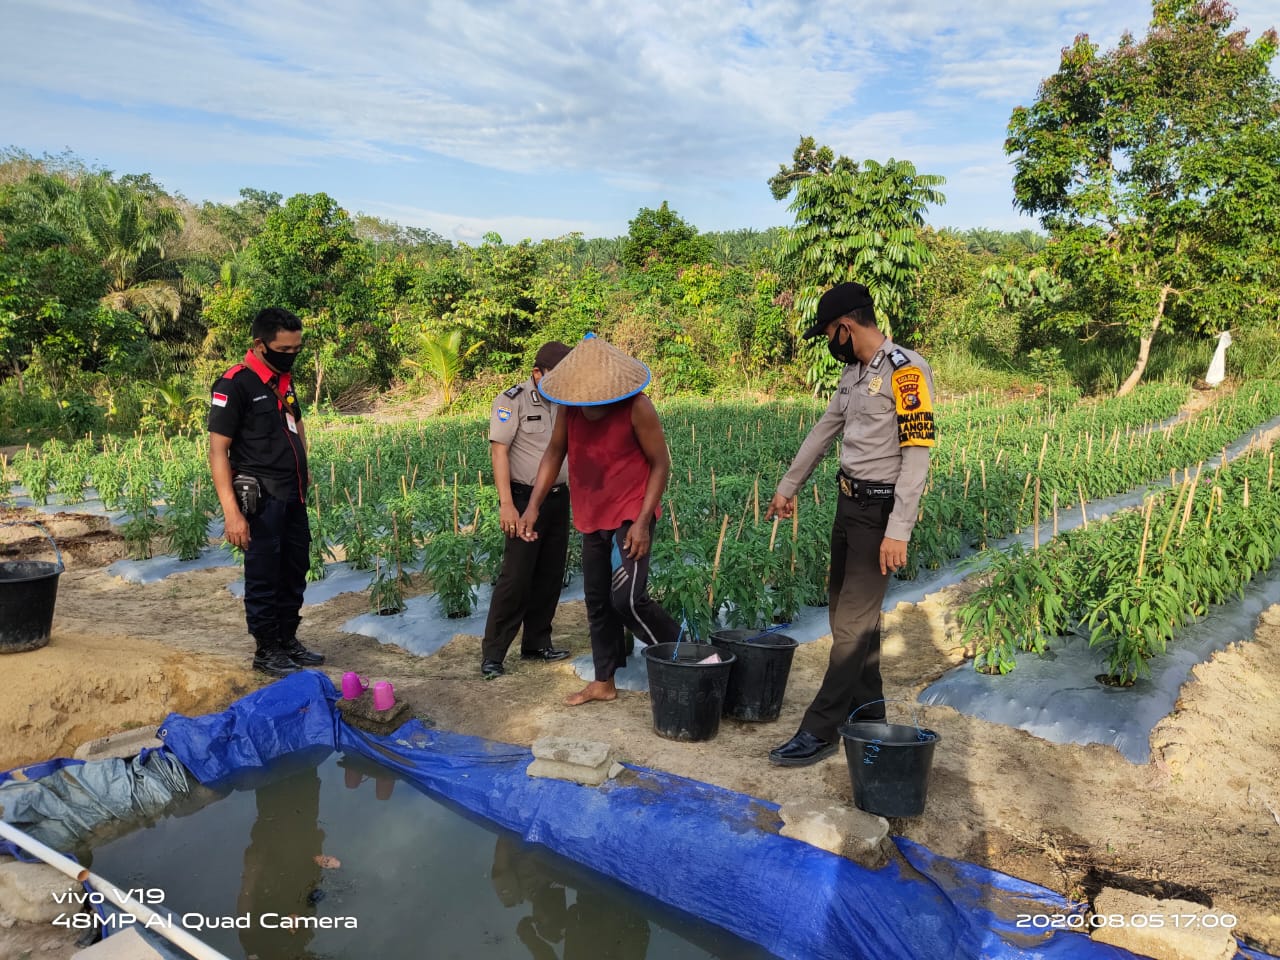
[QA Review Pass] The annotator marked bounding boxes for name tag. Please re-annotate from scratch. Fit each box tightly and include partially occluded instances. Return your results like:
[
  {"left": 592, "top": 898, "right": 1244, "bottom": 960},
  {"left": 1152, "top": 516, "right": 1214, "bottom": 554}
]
[
  {"left": 286, "top": 413, "right": 298, "bottom": 434},
  {"left": 525, "top": 414, "right": 542, "bottom": 422}
]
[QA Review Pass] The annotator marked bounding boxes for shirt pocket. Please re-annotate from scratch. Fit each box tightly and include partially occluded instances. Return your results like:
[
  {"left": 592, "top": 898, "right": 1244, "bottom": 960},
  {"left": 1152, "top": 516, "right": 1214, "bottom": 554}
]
[
  {"left": 241, "top": 399, "right": 282, "bottom": 441},
  {"left": 853, "top": 392, "right": 896, "bottom": 418},
  {"left": 520, "top": 413, "right": 548, "bottom": 435}
]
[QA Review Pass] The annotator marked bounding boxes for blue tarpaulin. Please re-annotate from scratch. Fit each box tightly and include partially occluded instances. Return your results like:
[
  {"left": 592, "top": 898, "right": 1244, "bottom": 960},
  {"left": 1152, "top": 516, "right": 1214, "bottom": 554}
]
[{"left": 133, "top": 671, "right": 1270, "bottom": 960}]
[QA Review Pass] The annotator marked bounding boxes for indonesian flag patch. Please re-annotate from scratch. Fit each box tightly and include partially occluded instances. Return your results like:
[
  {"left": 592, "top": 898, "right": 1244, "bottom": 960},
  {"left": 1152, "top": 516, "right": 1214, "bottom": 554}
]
[{"left": 211, "top": 392, "right": 229, "bottom": 407}]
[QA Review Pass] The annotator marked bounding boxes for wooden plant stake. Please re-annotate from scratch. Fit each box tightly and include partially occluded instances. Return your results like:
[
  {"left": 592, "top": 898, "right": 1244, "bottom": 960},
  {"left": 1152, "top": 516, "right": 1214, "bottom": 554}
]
[
  {"left": 1178, "top": 464, "right": 1202, "bottom": 537},
  {"left": 709, "top": 514, "right": 729, "bottom": 606},
  {"left": 1135, "top": 497, "right": 1154, "bottom": 584},
  {"left": 791, "top": 502, "right": 800, "bottom": 575},
  {"left": 1159, "top": 480, "right": 1188, "bottom": 556},
  {"left": 1033, "top": 476, "right": 1041, "bottom": 550}
]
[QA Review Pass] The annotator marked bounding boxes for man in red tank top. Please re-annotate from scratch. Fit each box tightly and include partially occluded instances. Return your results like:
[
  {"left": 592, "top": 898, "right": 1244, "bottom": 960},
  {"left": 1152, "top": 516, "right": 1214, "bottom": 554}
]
[{"left": 516, "top": 335, "right": 681, "bottom": 706}]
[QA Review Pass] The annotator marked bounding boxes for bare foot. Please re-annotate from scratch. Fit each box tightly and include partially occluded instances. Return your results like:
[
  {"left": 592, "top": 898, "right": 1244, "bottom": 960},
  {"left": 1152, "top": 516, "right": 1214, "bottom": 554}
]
[{"left": 564, "top": 679, "right": 617, "bottom": 706}]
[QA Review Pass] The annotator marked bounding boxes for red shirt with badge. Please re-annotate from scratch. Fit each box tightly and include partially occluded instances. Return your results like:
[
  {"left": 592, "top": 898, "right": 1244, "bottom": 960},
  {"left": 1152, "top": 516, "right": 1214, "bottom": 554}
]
[{"left": 208, "top": 350, "right": 309, "bottom": 502}]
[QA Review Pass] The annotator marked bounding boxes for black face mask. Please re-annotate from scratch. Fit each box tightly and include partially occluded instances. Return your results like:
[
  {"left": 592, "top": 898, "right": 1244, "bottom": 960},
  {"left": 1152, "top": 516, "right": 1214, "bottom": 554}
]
[
  {"left": 261, "top": 344, "right": 299, "bottom": 374},
  {"left": 827, "top": 325, "right": 858, "bottom": 365}
]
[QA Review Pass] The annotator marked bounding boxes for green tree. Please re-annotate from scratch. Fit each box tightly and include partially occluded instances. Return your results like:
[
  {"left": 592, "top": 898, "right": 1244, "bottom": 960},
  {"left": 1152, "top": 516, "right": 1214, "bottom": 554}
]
[
  {"left": 78, "top": 177, "right": 184, "bottom": 333},
  {"left": 0, "top": 222, "right": 121, "bottom": 388},
  {"left": 772, "top": 138, "right": 945, "bottom": 386},
  {"left": 1006, "top": 0, "right": 1280, "bottom": 395},
  {"left": 621, "top": 202, "right": 713, "bottom": 273},
  {"left": 7, "top": 171, "right": 186, "bottom": 337},
  {"left": 194, "top": 188, "right": 282, "bottom": 258},
  {"left": 448, "top": 233, "right": 539, "bottom": 372},
  {"left": 243, "top": 193, "right": 381, "bottom": 403}
]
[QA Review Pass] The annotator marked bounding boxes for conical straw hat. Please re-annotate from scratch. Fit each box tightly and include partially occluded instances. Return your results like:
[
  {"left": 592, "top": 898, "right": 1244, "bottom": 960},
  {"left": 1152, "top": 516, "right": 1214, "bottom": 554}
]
[{"left": 537, "top": 334, "right": 651, "bottom": 406}]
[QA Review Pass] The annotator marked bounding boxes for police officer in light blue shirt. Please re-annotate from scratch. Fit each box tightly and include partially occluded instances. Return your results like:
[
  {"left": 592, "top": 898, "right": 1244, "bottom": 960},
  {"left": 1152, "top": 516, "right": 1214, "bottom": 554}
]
[
  {"left": 480, "top": 342, "right": 573, "bottom": 678},
  {"left": 766, "top": 282, "right": 936, "bottom": 766}
]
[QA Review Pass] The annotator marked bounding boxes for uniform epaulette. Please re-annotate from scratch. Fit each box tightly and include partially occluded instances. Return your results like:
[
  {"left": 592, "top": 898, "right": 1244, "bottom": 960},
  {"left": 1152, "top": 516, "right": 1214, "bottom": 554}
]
[
  {"left": 888, "top": 349, "right": 911, "bottom": 370},
  {"left": 221, "top": 363, "right": 246, "bottom": 380},
  {"left": 503, "top": 384, "right": 524, "bottom": 399}
]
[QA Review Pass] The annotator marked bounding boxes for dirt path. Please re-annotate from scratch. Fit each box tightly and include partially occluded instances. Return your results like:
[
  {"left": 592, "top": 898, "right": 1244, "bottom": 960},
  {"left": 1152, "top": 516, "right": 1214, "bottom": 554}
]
[{"left": 1, "top": 511, "right": 1278, "bottom": 955}]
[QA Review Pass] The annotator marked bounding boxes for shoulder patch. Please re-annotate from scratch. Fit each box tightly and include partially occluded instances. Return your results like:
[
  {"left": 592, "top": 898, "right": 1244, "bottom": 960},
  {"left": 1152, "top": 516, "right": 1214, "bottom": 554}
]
[
  {"left": 888, "top": 349, "right": 911, "bottom": 371},
  {"left": 893, "top": 366, "right": 935, "bottom": 447},
  {"left": 496, "top": 406, "right": 513, "bottom": 423},
  {"left": 503, "top": 385, "right": 524, "bottom": 399}
]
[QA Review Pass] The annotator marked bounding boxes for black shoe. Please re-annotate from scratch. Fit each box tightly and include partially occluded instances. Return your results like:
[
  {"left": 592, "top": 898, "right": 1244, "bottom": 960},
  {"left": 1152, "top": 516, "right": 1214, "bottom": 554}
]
[
  {"left": 253, "top": 650, "right": 301, "bottom": 678},
  {"left": 519, "top": 647, "right": 570, "bottom": 662},
  {"left": 282, "top": 638, "right": 325, "bottom": 666},
  {"left": 481, "top": 659, "right": 506, "bottom": 679},
  {"left": 768, "top": 730, "right": 837, "bottom": 767}
]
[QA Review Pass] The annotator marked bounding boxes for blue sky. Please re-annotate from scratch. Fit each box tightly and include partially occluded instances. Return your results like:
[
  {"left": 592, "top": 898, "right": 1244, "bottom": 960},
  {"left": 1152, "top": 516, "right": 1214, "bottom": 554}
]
[{"left": 4, "top": 0, "right": 1277, "bottom": 244}]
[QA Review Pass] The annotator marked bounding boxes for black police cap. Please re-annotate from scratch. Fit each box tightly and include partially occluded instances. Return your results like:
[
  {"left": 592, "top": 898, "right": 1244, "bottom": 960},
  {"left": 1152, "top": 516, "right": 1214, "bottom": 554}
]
[{"left": 802, "top": 282, "right": 875, "bottom": 339}]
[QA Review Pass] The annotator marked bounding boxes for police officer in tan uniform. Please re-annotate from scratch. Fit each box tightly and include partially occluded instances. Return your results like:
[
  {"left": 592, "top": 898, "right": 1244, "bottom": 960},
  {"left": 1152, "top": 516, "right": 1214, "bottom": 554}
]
[
  {"left": 481, "top": 342, "right": 574, "bottom": 678},
  {"left": 766, "top": 282, "right": 935, "bottom": 766}
]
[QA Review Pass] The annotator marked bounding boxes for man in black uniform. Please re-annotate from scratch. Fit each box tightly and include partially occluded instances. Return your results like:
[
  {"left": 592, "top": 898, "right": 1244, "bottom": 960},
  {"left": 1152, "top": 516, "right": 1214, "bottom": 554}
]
[
  {"left": 765, "top": 282, "right": 935, "bottom": 766},
  {"left": 209, "top": 307, "right": 325, "bottom": 677},
  {"left": 480, "top": 341, "right": 573, "bottom": 678}
]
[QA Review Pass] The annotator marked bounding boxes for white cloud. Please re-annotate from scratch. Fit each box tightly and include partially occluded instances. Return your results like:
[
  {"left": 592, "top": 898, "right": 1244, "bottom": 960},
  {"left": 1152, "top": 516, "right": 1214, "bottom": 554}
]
[
  {"left": 4, "top": 0, "right": 1275, "bottom": 233},
  {"left": 357, "top": 200, "right": 614, "bottom": 245}
]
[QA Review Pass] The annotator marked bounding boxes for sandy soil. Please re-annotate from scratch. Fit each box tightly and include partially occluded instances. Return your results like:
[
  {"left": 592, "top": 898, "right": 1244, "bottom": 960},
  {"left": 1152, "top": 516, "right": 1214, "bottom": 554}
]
[{"left": 1, "top": 507, "right": 1278, "bottom": 957}]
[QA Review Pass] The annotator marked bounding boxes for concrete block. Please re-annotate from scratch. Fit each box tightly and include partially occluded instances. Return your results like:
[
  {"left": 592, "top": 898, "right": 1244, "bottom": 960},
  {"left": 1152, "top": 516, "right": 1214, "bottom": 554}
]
[
  {"left": 531, "top": 737, "right": 612, "bottom": 768},
  {"left": 1090, "top": 887, "right": 1236, "bottom": 960},
  {"left": 526, "top": 757, "right": 613, "bottom": 786},
  {"left": 778, "top": 799, "right": 892, "bottom": 869},
  {"left": 0, "top": 860, "right": 80, "bottom": 924},
  {"left": 336, "top": 691, "right": 411, "bottom": 734},
  {"left": 74, "top": 925, "right": 166, "bottom": 958},
  {"left": 73, "top": 727, "right": 162, "bottom": 761}
]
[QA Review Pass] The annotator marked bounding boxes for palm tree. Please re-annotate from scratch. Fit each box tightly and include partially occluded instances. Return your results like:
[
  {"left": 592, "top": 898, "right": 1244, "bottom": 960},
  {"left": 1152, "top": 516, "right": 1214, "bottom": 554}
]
[
  {"left": 78, "top": 177, "right": 184, "bottom": 334},
  {"left": 401, "top": 329, "right": 484, "bottom": 408}
]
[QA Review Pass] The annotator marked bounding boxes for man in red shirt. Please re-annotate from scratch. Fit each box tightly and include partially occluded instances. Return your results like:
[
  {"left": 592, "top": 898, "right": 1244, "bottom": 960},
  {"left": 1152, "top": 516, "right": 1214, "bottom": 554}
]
[{"left": 516, "top": 335, "right": 680, "bottom": 706}]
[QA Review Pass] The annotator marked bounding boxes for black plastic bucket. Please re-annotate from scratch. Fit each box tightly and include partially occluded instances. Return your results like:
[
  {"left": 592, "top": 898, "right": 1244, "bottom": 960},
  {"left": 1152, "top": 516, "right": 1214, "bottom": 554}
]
[
  {"left": 642, "top": 642, "right": 736, "bottom": 742},
  {"left": 709, "top": 629, "right": 798, "bottom": 722},
  {"left": 838, "top": 710, "right": 939, "bottom": 818},
  {"left": 0, "top": 522, "right": 63, "bottom": 653}
]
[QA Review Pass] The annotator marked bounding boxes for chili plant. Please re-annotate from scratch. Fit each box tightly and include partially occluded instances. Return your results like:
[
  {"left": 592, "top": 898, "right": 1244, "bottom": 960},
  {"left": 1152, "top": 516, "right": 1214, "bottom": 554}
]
[
  {"left": 13, "top": 447, "right": 52, "bottom": 505},
  {"left": 421, "top": 530, "right": 477, "bottom": 619},
  {"left": 120, "top": 476, "right": 162, "bottom": 560},
  {"left": 162, "top": 479, "right": 212, "bottom": 561},
  {"left": 369, "top": 559, "right": 406, "bottom": 615}
]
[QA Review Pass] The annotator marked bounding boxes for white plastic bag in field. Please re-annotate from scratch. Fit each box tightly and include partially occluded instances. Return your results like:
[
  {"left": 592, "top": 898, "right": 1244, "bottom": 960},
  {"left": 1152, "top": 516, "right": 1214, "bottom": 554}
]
[{"left": 1205, "top": 330, "right": 1232, "bottom": 387}]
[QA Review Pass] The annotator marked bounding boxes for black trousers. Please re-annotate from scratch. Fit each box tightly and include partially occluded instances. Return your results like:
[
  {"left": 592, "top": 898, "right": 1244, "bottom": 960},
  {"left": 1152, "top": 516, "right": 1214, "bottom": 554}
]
[
  {"left": 580, "top": 519, "right": 680, "bottom": 683},
  {"left": 482, "top": 486, "right": 571, "bottom": 662},
  {"left": 244, "top": 493, "right": 311, "bottom": 643},
  {"left": 801, "top": 494, "right": 893, "bottom": 742}
]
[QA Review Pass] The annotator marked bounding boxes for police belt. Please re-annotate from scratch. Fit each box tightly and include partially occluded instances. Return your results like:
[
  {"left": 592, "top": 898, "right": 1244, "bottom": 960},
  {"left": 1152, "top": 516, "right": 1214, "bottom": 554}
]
[
  {"left": 837, "top": 472, "right": 895, "bottom": 501},
  {"left": 511, "top": 481, "right": 566, "bottom": 496}
]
